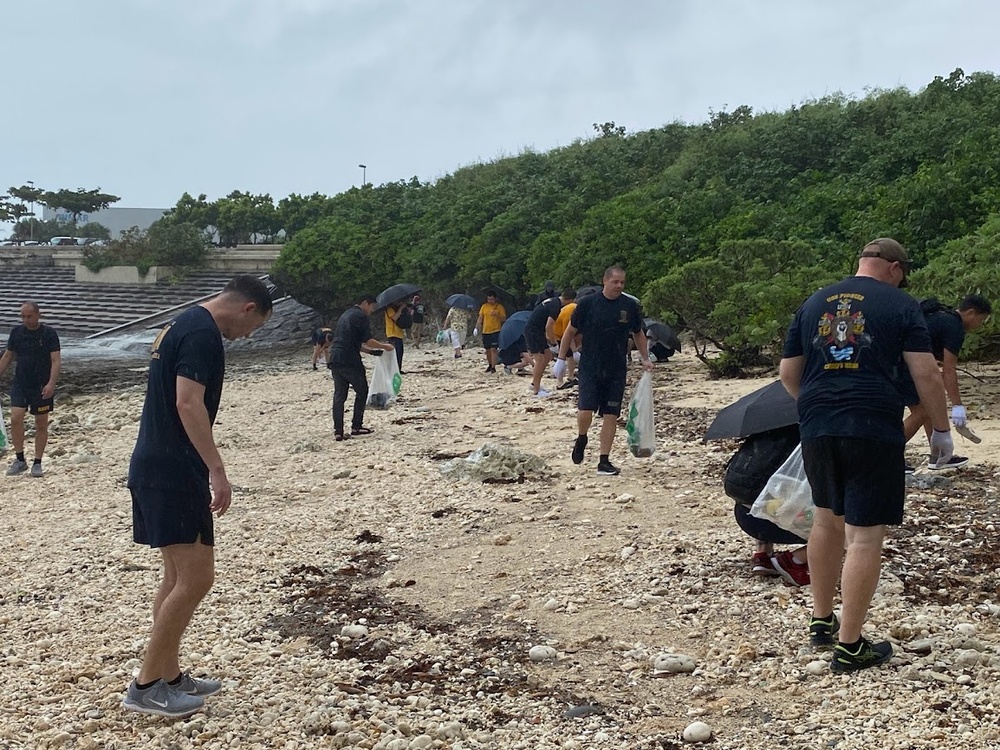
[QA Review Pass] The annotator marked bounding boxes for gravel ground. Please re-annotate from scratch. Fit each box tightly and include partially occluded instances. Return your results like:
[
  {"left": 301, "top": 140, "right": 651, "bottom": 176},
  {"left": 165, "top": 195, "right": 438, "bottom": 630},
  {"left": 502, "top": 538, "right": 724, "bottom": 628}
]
[{"left": 1, "top": 343, "right": 999, "bottom": 749}]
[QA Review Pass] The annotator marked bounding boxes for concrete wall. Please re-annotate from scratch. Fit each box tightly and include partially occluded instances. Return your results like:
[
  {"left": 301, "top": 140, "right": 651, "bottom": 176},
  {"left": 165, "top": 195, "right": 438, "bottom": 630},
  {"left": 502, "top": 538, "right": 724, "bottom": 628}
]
[{"left": 49, "top": 246, "right": 281, "bottom": 271}]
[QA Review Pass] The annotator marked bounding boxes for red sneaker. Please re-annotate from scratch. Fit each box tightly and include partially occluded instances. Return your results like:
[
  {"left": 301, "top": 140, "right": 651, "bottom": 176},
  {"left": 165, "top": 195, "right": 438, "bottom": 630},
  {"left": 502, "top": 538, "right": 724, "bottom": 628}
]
[
  {"left": 751, "top": 552, "right": 779, "bottom": 577},
  {"left": 770, "top": 551, "right": 810, "bottom": 586}
]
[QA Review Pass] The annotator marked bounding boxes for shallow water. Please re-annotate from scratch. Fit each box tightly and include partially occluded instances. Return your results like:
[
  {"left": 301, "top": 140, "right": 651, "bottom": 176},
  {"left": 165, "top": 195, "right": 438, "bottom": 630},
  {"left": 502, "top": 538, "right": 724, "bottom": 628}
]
[{"left": 59, "top": 330, "right": 158, "bottom": 362}]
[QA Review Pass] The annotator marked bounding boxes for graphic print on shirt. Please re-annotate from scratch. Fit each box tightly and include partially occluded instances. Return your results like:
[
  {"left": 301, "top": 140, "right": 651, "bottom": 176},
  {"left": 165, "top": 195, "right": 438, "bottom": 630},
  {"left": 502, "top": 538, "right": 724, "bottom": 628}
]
[{"left": 811, "top": 294, "right": 871, "bottom": 370}]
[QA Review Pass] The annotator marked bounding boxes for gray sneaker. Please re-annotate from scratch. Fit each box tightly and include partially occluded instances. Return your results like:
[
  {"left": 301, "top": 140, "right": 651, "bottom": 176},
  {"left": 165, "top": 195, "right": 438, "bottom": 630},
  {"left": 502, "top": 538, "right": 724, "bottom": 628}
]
[
  {"left": 174, "top": 672, "right": 223, "bottom": 697},
  {"left": 122, "top": 679, "right": 204, "bottom": 718},
  {"left": 6, "top": 459, "right": 27, "bottom": 476},
  {"left": 30, "top": 462, "right": 43, "bottom": 477}
]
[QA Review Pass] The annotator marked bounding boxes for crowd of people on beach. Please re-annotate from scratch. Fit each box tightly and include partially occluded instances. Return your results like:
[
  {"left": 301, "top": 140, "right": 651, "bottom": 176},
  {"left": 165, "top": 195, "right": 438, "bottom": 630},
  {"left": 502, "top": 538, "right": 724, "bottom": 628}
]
[{"left": 0, "top": 239, "right": 993, "bottom": 717}]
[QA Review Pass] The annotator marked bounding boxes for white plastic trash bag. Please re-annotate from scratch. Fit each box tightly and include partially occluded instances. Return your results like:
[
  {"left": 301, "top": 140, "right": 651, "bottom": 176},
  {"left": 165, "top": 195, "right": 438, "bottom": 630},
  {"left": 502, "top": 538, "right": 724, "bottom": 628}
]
[
  {"left": 366, "top": 353, "right": 402, "bottom": 409},
  {"left": 750, "top": 443, "right": 814, "bottom": 536},
  {"left": 625, "top": 372, "right": 655, "bottom": 458},
  {"left": 0, "top": 400, "right": 9, "bottom": 453}
]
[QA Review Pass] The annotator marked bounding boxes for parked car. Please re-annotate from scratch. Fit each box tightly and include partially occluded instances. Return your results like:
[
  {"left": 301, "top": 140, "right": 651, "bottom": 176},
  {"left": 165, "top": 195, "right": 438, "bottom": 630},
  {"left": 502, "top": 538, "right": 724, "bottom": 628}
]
[
  {"left": 49, "top": 236, "right": 78, "bottom": 246},
  {"left": 22, "top": 240, "right": 40, "bottom": 246}
]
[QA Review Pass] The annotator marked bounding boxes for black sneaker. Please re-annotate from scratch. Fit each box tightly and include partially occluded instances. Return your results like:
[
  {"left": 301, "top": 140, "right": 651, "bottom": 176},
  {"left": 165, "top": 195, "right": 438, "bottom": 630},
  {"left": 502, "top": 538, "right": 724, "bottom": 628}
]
[
  {"left": 830, "top": 638, "right": 893, "bottom": 673},
  {"left": 809, "top": 613, "right": 839, "bottom": 649},
  {"left": 904, "top": 463, "right": 915, "bottom": 475},
  {"left": 927, "top": 455, "right": 969, "bottom": 471},
  {"left": 596, "top": 459, "right": 620, "bottom": 476},
  {"left": 571, "top": 435, "right": 588, "bottom": 465}
]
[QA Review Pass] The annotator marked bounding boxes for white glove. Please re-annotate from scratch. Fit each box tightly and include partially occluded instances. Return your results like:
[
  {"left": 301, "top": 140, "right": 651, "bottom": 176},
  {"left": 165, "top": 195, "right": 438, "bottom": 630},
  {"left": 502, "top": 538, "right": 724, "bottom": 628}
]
[
  {"left": 930, "top": 428, "right": 954, "bottom": 467},
  {"left": 552, "top": 358, "right": 567, "bottom": 380},
  {"left": 573, "top": 351, "right": 581, "bottom": 362},
  {"left": 473, "top": 328, "right": 479, "bottom": 337},
  {"left": 951, "top": 405, "right": 967, "bottom": 428}
]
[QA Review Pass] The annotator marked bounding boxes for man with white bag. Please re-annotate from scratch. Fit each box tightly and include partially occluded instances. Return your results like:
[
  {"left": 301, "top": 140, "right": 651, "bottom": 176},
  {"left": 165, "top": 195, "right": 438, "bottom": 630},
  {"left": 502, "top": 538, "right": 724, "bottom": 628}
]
[
  {"left": 780, "top": 238, "right": 952, "bottom": 672},
  {"left": 328, "top": 295, "right": 395, "bottom": 442}
]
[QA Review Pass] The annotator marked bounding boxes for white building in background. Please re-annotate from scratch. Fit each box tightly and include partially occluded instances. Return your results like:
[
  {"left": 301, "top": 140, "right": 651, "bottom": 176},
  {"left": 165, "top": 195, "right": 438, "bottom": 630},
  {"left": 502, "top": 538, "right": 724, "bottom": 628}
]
[{"left": 42, "top": 206, "right": 168, "bottom": 238}]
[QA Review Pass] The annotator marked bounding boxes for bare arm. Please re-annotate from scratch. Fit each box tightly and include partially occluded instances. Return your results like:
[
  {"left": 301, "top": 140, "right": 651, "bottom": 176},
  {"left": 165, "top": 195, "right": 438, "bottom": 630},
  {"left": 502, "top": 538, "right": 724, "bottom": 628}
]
[
  {"left": 42, "top": 351, "right": 61, "bottom": 399},
  {"left": 558, "top": 323, "right": 578, "bottom": 360},
  {"left": 0, "top": 349, "right": 12, "bottom": 378},
  {"left": 545, "top": 318, "right": 557, "bottom": 344},
  {"left": 363, "top": 337, "right": 395, "bottom": 352},
  {"left": 176, "top": 376, "right": 231, "bottom": 516},
  {"left": 779, "top": 356, "right": 805, "bottom": 399},
  {"left": 633, "top": 329, "right": 654, "bottom": 371},
  {"left": 904, "top": 350, "right": 950, "bottom": 432},
  {"left": 939, "top": 350, "right": 962, "bottom": 406}
]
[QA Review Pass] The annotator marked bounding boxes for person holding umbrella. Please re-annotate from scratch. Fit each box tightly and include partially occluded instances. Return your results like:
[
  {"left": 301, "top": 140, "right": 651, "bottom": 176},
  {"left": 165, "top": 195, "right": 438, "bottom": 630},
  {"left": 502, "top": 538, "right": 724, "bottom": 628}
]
[
  {"left": 442, "top": 298, "right": 474, "bottom": 358},
  {"left": 475, "top": 290, "right": 507, "bottom": 373},
  {"left": 554, "top": 266, "right": 653, "bottom": 476},
  {"left": 384, "top": 303, "right": 408, "bottom": 373},
  {"left": 328, "top": 294, "right": 395, "bottom": 441}
]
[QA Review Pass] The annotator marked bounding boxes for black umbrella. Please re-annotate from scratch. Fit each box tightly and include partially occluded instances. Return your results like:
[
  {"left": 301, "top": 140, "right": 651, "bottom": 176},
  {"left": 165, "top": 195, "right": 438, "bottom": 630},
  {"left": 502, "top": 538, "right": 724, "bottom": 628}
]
[
  {"left": 703, "top": 380, "right": 798, "bottom": 441},
  {"left": 479, "top": 285, "right": 519, "bottom": 315},
  {"left": 643, "top": 318, "right": 682, "bottom": 353},
  {"left": 375, "top": 283, "right": 421, "bottom": 311},
  {"left": 498, "top": 310, "right": 532, "bottom": 352},
  {"left": 577, "top": 284, "right": 602, "bottom": 299},
  {"left": 445, "top": 293, "right": 478, "bottom": 311}
]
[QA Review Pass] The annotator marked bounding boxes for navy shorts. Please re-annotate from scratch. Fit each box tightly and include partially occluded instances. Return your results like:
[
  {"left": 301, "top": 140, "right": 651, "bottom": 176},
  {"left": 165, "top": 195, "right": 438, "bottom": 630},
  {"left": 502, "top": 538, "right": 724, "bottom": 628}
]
[
  {"left": 10, "top": 381, "right": 54, "bottom": 415},
  {"left": 577, "top": 369, "right": 627, "bottom": 417},
  {"left": 482, "top": 332, "right": 500, "bottom": 350},
  {"left": 801, "top": 436, "right": 905, "bottom": 526},
  {"left": 524, "top": 328, "right": 549, "bottom": 355},
  {"left": 131, "top": 487, "right": 215, "bottom": 548}
]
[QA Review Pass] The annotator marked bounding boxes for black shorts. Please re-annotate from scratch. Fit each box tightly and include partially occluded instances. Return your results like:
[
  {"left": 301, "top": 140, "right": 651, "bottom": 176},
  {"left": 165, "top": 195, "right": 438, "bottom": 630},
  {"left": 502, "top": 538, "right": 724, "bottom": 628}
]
[
  {"left": 10, "top": 381, "right": 54, "bottom": 415},
  {"left": 482, "top": 332, "right": 500, "bottom": 350},
  {"left": 577, "top": 369, "right": 627, "bottom": 416},
  {"left": 524, "top": 328, "right": 549, "bottom": 355},
  {"left": 800, "top": 437, "right": 905, "bottom": 526},
  {"left": 131, "top": 487, "right": 215, "bottom": 548}
]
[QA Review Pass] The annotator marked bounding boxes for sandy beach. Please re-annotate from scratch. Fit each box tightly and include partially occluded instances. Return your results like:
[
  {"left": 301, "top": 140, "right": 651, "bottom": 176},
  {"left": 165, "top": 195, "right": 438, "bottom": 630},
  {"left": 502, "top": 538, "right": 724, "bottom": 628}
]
[{"left": 2, "top": 342, "right": 999, "bottom": 750}]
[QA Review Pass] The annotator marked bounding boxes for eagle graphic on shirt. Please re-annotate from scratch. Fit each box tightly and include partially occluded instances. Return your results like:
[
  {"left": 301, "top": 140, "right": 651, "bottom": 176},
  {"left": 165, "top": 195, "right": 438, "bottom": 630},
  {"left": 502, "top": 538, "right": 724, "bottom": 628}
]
[{"left": 811, "top": 295, "right": 871, "bottom": 369}]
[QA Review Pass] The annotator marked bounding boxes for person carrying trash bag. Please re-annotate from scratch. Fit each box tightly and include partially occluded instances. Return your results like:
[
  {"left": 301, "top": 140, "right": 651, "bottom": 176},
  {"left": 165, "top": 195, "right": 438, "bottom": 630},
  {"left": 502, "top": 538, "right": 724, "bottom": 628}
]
[
  {"left": 328, "top": 294, "right": 395, "bottom": 442},
  {"left": 366, "top": 347, "right": 402, "bottom": 411}
]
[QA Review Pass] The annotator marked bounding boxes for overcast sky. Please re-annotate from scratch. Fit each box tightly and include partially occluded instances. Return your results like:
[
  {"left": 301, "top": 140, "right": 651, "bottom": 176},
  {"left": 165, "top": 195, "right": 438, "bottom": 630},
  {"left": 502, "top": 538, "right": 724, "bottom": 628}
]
[{"left": 5, "top": 0, "right": 999, "bottom": 209}]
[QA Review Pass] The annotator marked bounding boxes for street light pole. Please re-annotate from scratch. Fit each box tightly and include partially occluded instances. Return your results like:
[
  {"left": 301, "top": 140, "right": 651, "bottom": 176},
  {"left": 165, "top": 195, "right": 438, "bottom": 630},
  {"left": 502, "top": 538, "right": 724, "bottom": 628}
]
[
  {"left": 358, "top": 164, "right": 367, "bottom": 187},
  {"left": 27, "top": 180, "right": 34, "bottom": 241}
]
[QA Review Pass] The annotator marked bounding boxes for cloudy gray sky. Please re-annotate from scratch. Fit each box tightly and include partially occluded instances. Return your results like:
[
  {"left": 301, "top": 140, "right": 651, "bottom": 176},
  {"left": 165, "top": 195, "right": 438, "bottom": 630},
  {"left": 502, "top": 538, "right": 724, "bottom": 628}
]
[{"left": 5, "top": 0, "right": 999, "bottom": 209}]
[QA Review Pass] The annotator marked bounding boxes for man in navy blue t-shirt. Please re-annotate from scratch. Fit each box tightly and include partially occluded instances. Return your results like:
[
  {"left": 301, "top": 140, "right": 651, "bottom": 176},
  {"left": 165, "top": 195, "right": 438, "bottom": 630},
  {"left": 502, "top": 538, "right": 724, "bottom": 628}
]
[
  {"left": 554, "top": 266, "right": 652, "bottom": 476},
  {"left": 0, "top": 301, "right": 60, "bottom": 477},
  {"left": 780, "top": 238, "right": 953, "bottom": 673},
  {"left": 902, "top": 293, "right": 992, "bottom": 468},
  {"left": 123, "top": 275, "right": 273, "bottom": 718}
]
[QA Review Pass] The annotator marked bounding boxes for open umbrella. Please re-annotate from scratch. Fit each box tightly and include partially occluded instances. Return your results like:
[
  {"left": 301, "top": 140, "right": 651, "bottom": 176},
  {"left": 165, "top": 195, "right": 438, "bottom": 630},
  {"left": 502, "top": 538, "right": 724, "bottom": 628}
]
[
  {"left": 375, "top": 283, "right": 421, "bottom": 311},
  {"left": 703, "top": 380, "right": 798, "bottom": 441},
  {"left": 577, "top": 284, "right": 602, "bottom": 299},
  {"left": 480, "top": 285, "right": 520, "bottom": 315},
  {"left": 643, "top": 318, "right": 682, "bottom": 353},
  {"left": 445, "top": 293, "right": 478, "bottom": 311},
  {"left": 498, "top": 310, "right": 532, "bottom": 352}
]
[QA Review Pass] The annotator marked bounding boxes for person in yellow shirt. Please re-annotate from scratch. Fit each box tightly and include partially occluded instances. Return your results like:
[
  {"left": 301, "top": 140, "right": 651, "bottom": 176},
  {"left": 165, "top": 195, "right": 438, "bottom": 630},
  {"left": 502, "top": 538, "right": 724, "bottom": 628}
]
[
  {"left": 385, "top": 303, "right": 407, "bottom": 372},
  {"left": 475, "top": 291, "right": 507, "bottom": 373}
]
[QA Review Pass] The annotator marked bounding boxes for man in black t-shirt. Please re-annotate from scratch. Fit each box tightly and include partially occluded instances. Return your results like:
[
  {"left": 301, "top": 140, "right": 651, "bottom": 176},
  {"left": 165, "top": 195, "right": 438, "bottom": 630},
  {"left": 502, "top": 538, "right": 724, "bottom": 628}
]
[
  {"left": 524, "top": 288, "right": 575, "bottom": 397},
  {"left": 780, "top": 238, "right": 953, "bottom": 673},
  {"left": 554, "top": 267, "right": 652, "bottom": 476},
  {"left": 328, "top": 294, "right": 395, "bottom": 441},
  {"left": 123, "top": 275, "right": 273, "bottom": 718},
  {"left": 902, "top": 294, "right": 991, "bottom": 468},
  {"left": 0, "top": 302, "right": 61, "bottom": 477},
  {"left": 410, "top": 295, "right": 426, "bottom": 348}
]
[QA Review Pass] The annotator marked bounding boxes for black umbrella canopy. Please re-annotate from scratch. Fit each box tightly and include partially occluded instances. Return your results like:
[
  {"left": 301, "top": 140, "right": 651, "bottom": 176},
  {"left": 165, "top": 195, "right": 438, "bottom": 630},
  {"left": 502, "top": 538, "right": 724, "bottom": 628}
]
[
  {"left": 703, "top": 380, "right": 798, "bottom": 441},
  {"left": 478, "top": 285, "right": 519, "bottom": 314},
  {"left": 375, "top": 283, "right": 421, "bottom": 311},
  {"left": 445, "top": 293, "right": 478, "bottom": 311},
  {"left": 577, "top": 284, "right": 602, "bottom": 299},
  {"left": 498, "top": 310, "right": 532, "bottom": 352},
  {"left": 643, "top": 318, "right": 682, "bottom": 353}
]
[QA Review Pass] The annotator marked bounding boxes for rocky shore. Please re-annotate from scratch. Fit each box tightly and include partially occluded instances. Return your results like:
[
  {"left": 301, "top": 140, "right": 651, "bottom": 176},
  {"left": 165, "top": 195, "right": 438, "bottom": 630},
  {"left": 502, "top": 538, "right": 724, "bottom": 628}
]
[{"left": 1, "top": 344, "right": 999, "bottom": 749}]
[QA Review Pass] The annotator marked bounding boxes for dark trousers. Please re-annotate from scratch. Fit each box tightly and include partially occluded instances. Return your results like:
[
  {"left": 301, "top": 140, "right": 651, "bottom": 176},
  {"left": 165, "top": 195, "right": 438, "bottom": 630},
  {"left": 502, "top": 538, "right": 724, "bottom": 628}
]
[
  {"left": 389, "top": 336, "right": 404, "bottom": 371},
  {"left": 330, "top": 363, "right": 369, "bottom": 435}
]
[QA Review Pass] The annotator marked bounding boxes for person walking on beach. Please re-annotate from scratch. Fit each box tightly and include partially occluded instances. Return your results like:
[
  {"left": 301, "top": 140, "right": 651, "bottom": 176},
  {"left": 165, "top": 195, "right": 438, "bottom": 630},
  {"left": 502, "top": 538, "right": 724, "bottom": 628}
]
[
  {"left": 442, "top": 305, "right": 471, "bottom": 358},
  {"left": 410, "top": 295, "right": 426, "bottom": 348},
  {"left": 329, "top": 295, "right": 395, "bottom": 441},
  {"left": 0, "top": 301, "right": 60, "bottom": 477},
  {"left": 475, "top": 291, "right": 507, "bottom": 373},
  {"left": 554, "top": 266, "right": 652, "bottom": 476},
  {"left": 123, "top": 275, "right": 273, "bottom": 717},
  {"left": 780, "top": 238, "right": 953, "bottom": 672}
]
